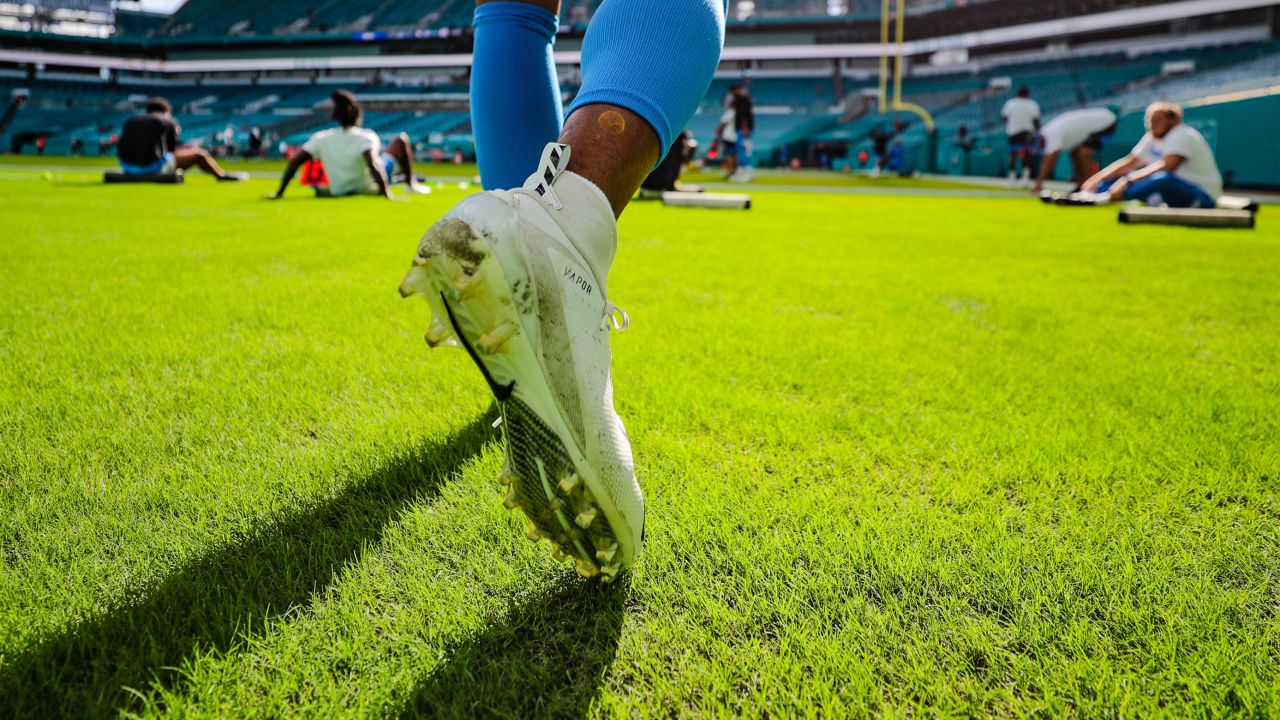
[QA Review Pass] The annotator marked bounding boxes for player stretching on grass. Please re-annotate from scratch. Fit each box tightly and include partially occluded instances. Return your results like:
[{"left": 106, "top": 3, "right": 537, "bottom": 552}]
[
  {"left": 1030, "top": 106, "right": 1118, "bottom": 195},
  {"left": 269, "top": 91, "right": 430, "bottom": 200},
  {"left": 1068, "top": 102, "right": 1222, "bottom": 208},
  {"left": 398, "top": 0, "right": 726, "bottom": 581},
  {"left": 118, "top": 98, "right": 247, "bottom": 181}
]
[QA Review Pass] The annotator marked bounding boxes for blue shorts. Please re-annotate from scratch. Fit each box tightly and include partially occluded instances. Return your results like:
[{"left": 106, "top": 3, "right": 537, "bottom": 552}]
[
  {"left": 381, "top": 152, "right": 397, "bottom": 179},
  {"left": 121, "top": 152, "right": 175, "bottom": 176},
  {"left": 735, "top": 129, "right": 751, "bottom": 164},
  {"left": 1007, "top": 132, "right": 1035, "bottom": 154}
]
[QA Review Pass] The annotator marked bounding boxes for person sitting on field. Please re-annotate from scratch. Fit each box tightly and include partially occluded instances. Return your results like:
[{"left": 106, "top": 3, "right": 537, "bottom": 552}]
[
  {"left": 117, "top": 98, "right": 246, "bottom": 180},
  {"left": 269, "top": 90, "right": 429, "bottom": 200},
  {"left": 1070, "top": 102, "right": 1222, "bottom": 208},
  {"left": 1030, "top": 106, "right": 1118, "bottom": 194}
]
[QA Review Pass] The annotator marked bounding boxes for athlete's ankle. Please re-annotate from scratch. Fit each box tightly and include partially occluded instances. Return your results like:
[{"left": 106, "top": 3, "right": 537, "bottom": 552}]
[{"left": 545, "top": 169, "right": 618, "bottom": 289}]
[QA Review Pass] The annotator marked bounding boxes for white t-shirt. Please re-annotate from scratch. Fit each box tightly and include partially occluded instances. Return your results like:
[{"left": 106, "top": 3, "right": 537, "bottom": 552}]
[
  {"left": 719, "top": 109, "right": 737, "bottom": 143},
  {"left": 1001, "top": 97, "right": 1041, "bottom": 136},
  {"left": 1131, "top": 123, "right": 1222, "bottom": 200},
  {"left": 1040, "top": 108, "right": 1116, "bottom": 154},
  {"left": 302, "top": 126, "right": 383, "bottom": 197}
]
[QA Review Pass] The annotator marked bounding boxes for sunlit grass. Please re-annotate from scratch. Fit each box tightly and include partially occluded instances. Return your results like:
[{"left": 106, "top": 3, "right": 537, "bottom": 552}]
[{"left": 1, "top": 165, "right": 1277, "bottom": 717}]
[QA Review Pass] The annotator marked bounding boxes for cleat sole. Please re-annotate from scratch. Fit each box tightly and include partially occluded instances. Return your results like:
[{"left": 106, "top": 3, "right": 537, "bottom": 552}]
[
  {"left": 403, "top": 208, "right": 633, "bottom": 579},
  {"left": 478, "top": 321, "right": 519, "bottom": 355},
  {"left": 558, "top": 474, "right": 580, "bottom": 494}
]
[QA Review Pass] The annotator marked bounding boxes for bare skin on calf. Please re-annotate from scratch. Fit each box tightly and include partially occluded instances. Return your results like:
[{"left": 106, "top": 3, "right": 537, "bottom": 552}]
[
  {"left": 470, "top": 0, "right": 658, "bottom": 218},
  {"left": 174, "top": 147, "right": 233, "bottom": 179},
  {"left": 1070, "top": 146, "right": 1095, "bottom": 189},
  {"left": 559, "top": 105, "right": 661, "bottom": 219}
]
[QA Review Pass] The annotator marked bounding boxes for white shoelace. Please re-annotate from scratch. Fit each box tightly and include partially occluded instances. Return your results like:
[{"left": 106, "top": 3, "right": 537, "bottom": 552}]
[{"left": 602, "top": 301, "right": 630, "bottom": 332}]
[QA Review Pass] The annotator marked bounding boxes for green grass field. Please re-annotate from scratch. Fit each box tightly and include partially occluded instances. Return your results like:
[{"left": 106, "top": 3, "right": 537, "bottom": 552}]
[
  {"left": 1, "top": 164, "right": 1277, "bottom": 718},
  {"left": 0, "top": 154, "right": 997, "bottom": 191}
]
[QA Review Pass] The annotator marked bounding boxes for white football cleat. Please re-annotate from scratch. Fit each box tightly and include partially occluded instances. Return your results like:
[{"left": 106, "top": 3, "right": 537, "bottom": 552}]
[{"left": 399, "top": 143, "right": 643, "bottom": 581}]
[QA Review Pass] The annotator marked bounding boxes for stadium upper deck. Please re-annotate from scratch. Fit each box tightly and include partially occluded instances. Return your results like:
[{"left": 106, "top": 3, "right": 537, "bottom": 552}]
[{"left": 0, "top": 0, "right": 1236, "bottom": 45}]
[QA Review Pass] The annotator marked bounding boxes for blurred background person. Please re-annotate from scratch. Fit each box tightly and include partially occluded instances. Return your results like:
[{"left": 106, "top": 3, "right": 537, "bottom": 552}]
[
  {"left": 117, "top": 98, "right": 246, "bottom": 180},
  {"left": 1076, "top": 102, "right": 1222, "bottom": 208},
  {"left": 1002, "top": 86, "right": 1040, "bottom": 187},
  {"left": 1032, "top": 106, "right": 1118, "bottom": 194}
]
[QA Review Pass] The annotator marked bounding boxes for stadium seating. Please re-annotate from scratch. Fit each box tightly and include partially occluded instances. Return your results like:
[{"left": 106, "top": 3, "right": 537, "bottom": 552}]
[
  {"left": 149, "top": 0, "right": 480, "bottom": 39},
  {"left": 3, "top": 23, "right": 1278, "bottom": 184},
  {"left": 822, "top": 39, "right": 1280, "bottom": 174},
  {"left": 125, "top": 0, "right": 1190, "bottom": 38},
  {"left": 0, "top": 72, "right": 475, "bottom": 157}
]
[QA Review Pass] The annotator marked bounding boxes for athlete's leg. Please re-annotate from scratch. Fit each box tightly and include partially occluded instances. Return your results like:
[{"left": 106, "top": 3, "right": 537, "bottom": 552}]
[
  {"left": 174, "top": 147, "right": 244, "bottom": 180},
  {"left": 562, "top": 0, "right": 726, "bottom": 216},
  {"left": 1119, "top": 171, "right": 1214, "bottom": 208},
  {"left": 1070, "top": 146, "right": 1095, "bottom": 188},
  {"left": 401, "top": 0, "right": 725, "bottom": 579},
  {"left": 1007, "top": 137, "right": 1020, "bottom": 185},
  {"left": 722, "top": 141, "right": 738, "bottom": 179},
  {"left": 735, "top": 128, "right": 752, "bottom": 178},
  {"left": 471, "top": 0, "right": 564, "bottom": 189},
  {"left": 386, "top": 132, "right": 419, "bottom": 188}
]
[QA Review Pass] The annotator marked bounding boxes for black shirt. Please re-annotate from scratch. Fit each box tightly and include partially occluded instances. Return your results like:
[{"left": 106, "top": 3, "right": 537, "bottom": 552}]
[
  {"left": 117, "top": 114, "right": 180, "bottom": 166},
  {"left": 732, "top": 93, "right": 754, "bottom": 132},
  {"left": 870, "top": 128, "right": 891, "bottom": 154}
]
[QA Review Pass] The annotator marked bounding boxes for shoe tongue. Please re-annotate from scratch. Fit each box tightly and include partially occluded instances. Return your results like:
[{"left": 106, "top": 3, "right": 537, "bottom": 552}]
[{"left": 549, "top": 170, "right": 618, "bottom": 293}]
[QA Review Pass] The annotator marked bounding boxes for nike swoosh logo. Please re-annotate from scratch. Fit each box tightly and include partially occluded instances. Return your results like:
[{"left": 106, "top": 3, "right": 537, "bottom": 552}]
[{"left": 440, "top": 292, "right": 515, "bottom": 402}]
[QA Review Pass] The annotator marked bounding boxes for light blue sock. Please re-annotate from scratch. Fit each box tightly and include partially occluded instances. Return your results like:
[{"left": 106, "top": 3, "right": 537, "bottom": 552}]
[
  {"left": 471, "top": 2, "right": 564, "bottom": 190},
  {"left": 568, "top": 0, "right": 726, "bottom": 163}
]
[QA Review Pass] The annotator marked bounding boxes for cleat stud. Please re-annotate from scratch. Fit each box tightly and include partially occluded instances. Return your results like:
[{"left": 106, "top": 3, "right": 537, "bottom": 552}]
[
  {"left": 548, "top": 498, "right": 565, "bottom": 512},
  {"left": 398, "top": 266, "right": 428, "bottom": 297},
  {"left": 551, "top": 547, "right": 569, "bottom": 562},
  {"left": 502, "top": 488, "right": 519, "bottom": 509},
  {"left": 477, "top": 321, "right": 519, "bottom": 355},
  {"left": 574, "top": 508, "right": 597, "bottom": 529},
  {"left": 581, "top": 489, "right": 595, "bottom": 505},
  {"left": 453, "top": 275, "right": 481, "bottom": 300},
  {"left": 497, "top": 473, "right": 513, "bottom": 486},
  {"left": 557, "top": 474, "right": 580, "bottom": 493},
  {"left": 425, "top": 320, "right": 456, "bottom": 348},
  {"left": 574, "top": 558, "right": 600, "bottom": 578},
  {"left": 595, "top": 544, "right": 617, "bottom": 563}
]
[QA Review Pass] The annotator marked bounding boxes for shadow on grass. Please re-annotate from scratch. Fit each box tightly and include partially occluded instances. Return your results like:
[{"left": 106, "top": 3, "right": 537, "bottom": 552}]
[
  {"left": 0, "top": 411, "right": 497, "bottom": 719},
  {"left": 398, "top": 577, "right": 628, "bottom": 719}
]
